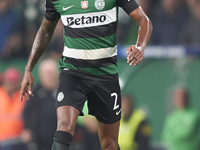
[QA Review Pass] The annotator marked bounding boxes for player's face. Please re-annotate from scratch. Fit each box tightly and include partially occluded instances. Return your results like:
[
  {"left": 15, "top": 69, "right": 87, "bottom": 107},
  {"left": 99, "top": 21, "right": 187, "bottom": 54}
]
[
  {"left": 173, "top": 89, "right": 186, "bottom": 109},
  {"left": 186, "top": 0, "right": 196, "bottom": 9},
  {"left": 39, "top": 63, "right": 58, "bottom": 89},
  {"left": 4, "top": 80, "right": 20, "bottom": 94},
  {"left": 194, "top": 2, "right": 200, "bottom": 20}
]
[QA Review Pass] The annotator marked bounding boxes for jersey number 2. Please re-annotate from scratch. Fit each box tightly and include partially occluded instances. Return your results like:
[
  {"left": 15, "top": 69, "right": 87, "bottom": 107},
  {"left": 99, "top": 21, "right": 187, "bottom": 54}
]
[{"left": 111, "top": 93, "right": 119, "bottom": 110}]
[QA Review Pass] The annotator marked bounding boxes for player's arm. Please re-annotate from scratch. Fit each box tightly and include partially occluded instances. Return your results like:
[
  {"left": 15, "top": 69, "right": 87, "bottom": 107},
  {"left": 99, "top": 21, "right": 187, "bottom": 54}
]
[
  {"left": 127, "top": 7, "right": 153, "bottom": 66},
  {"left": 20, "top": 18, "right": 59, "bottom": 101}
]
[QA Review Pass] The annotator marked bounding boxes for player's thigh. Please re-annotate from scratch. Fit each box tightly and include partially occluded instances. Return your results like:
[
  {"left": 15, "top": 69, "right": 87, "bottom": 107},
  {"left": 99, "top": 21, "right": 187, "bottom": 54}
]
[{"left": 56, "top": 105, "right": 80, "bottom": 135}]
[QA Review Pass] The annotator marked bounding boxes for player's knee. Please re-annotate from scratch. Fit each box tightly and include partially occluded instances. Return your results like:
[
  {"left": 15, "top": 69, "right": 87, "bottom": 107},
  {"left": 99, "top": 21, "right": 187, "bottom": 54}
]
[
  {"left": 101, "top": 138, "right": 118, "bottom": 150},
  {"left": 57, "top": 119, "right": 74, "bottom": 135}
]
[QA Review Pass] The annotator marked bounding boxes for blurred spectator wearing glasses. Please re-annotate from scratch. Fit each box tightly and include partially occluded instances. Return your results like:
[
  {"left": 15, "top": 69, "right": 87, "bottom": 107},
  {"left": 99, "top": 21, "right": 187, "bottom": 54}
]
[
  {"left": 161, "top": 88, "right": 200, "bottom": 150},
  {"left": 0, "top": 68, "right": 28, "bottom": 150}
]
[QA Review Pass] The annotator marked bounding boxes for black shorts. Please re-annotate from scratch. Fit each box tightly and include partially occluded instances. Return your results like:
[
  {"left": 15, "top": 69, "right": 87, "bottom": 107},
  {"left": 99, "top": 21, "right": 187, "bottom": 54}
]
[{"left": 56, "top": 69, "right": 121, "bottom": 124}]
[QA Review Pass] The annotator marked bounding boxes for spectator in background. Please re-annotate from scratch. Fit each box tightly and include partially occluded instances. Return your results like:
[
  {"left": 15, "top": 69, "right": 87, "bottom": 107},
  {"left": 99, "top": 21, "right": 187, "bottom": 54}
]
[
  {"left": 0, "top": 68, "right": 28, "bottom": 150},
  {"left": 178, "top": 0, "right": 200, "bottom": 46},
  {"left": 1, "top": 31, "right": 25, "bottom": 59},
  {"left": 0, "top": 0, "right": 25, "bottom": 57},
  {"left": 151, "top": 0, "right": 189, "bottom": 45},
  {"left": 118, "top": 95, "right": 151, "bottom": 150},
  {"left": 24, "top": 0, "right": 45, "bottom": 29},
  {"left": 162, "top": 88, "right": 200, "bottom": 150},
  {"left": 22, "top": 59, "right": 58, "bottom": 150}
]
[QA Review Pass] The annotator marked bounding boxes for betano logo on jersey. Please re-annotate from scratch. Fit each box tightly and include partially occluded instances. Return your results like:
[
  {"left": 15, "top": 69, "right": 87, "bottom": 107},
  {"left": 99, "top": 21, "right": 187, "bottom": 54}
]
[
  {"left": 61, "top": 7, "right": 117, "bottom": 28},
  {"left": 66, "top": 15, "right": 106, "bottom": 26}
]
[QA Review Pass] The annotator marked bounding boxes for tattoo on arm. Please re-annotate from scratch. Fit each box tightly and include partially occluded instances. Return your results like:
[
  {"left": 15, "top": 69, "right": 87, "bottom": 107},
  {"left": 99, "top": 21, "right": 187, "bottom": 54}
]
[{"left": 26, "top": 18, "right": 59, "bottom": 71}]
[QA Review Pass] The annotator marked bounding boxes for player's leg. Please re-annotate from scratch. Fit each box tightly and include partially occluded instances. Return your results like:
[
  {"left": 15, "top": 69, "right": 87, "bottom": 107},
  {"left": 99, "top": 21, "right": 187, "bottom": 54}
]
[
  {"left": 97, "top": 120, "right": 120, "bottom": 150},
  {"left": 87, "top": 77, "right": 121, "bottom": 150},
  {"left": 51, "top": 106, "right": 80, "bottom": 150},
  {"left": 51, "top": 70, "right": 89, "bottom": 150}
]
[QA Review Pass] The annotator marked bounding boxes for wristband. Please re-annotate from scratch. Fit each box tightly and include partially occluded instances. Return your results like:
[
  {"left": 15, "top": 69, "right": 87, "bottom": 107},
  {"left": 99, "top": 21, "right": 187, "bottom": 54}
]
[{"left": 135, "top": 45, "right": 142, "bottom": 51}]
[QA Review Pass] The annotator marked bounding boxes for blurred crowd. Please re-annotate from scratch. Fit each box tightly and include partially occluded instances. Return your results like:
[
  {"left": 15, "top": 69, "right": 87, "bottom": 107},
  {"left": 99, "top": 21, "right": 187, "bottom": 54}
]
[
  {"left": 0, "top": 0, "right": 63, "bottom": 60},
  {"left": 0, "top": 0, "right": 200, "bottom": 59},
  {"left": 1, "top": 61, "right": 200, "bottom": 150},
  {"left": 118, "top": 0, "right": 200, "bottom": 46},
  {"left": 1, "top": 0, "right": 200, "bottom": 150}
]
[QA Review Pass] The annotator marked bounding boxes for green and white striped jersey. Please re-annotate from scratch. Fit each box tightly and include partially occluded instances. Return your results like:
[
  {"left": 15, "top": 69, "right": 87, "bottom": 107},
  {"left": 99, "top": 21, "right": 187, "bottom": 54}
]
[{"left": 45, "top": 0, "right": 138, "bottom": 77}]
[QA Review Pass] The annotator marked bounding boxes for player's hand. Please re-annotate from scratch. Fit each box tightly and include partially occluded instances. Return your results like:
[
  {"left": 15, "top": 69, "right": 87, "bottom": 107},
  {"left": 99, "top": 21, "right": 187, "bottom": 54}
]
[
  {"left": 127, "top": 45, "right": 144, "bottom": 66},
  {"left": 20, "top": 70, "right": 34, "bottom": 101}
]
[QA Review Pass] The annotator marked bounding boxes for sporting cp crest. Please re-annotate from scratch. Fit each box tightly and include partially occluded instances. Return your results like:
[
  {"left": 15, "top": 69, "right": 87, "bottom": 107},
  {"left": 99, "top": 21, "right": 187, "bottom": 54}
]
[
  {"left": 81, "top": 1, "right": 88, "bottom": 9},
  {"left": 95, "top": 0, "right": 105, "bottom": 10},
  {"left": 57, "top": 92, "right": 64, "bottom": 102}
]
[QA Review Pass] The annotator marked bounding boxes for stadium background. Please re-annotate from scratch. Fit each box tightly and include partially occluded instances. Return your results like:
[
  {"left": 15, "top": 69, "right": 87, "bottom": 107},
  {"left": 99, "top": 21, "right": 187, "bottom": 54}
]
[{"left": 0, "top": 0, "right": 200, "bottom": 148}]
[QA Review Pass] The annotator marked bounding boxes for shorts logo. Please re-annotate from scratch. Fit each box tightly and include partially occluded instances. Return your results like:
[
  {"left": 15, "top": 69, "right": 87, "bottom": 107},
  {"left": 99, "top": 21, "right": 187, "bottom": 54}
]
[
  {"left": 57, "top": 92, "right": 64, "bottom": 102},
  {"left": 81, "top": 1, "right": 88, "bottom": 9},
  {"left": 95, "top": 0, "right": 105, "bottom": 10},
  {"left": 116, "top": 108, "right": 121, "bottom": 115}
]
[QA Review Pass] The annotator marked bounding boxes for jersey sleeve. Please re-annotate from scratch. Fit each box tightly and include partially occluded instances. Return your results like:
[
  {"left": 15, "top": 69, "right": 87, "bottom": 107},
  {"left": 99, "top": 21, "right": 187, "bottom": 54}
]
[
  {"left": 117, "top": 0, "right": 139, "bottom": 15},
  {"left": 45, "top": 0, "right": 60, "bottom": 21}
]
